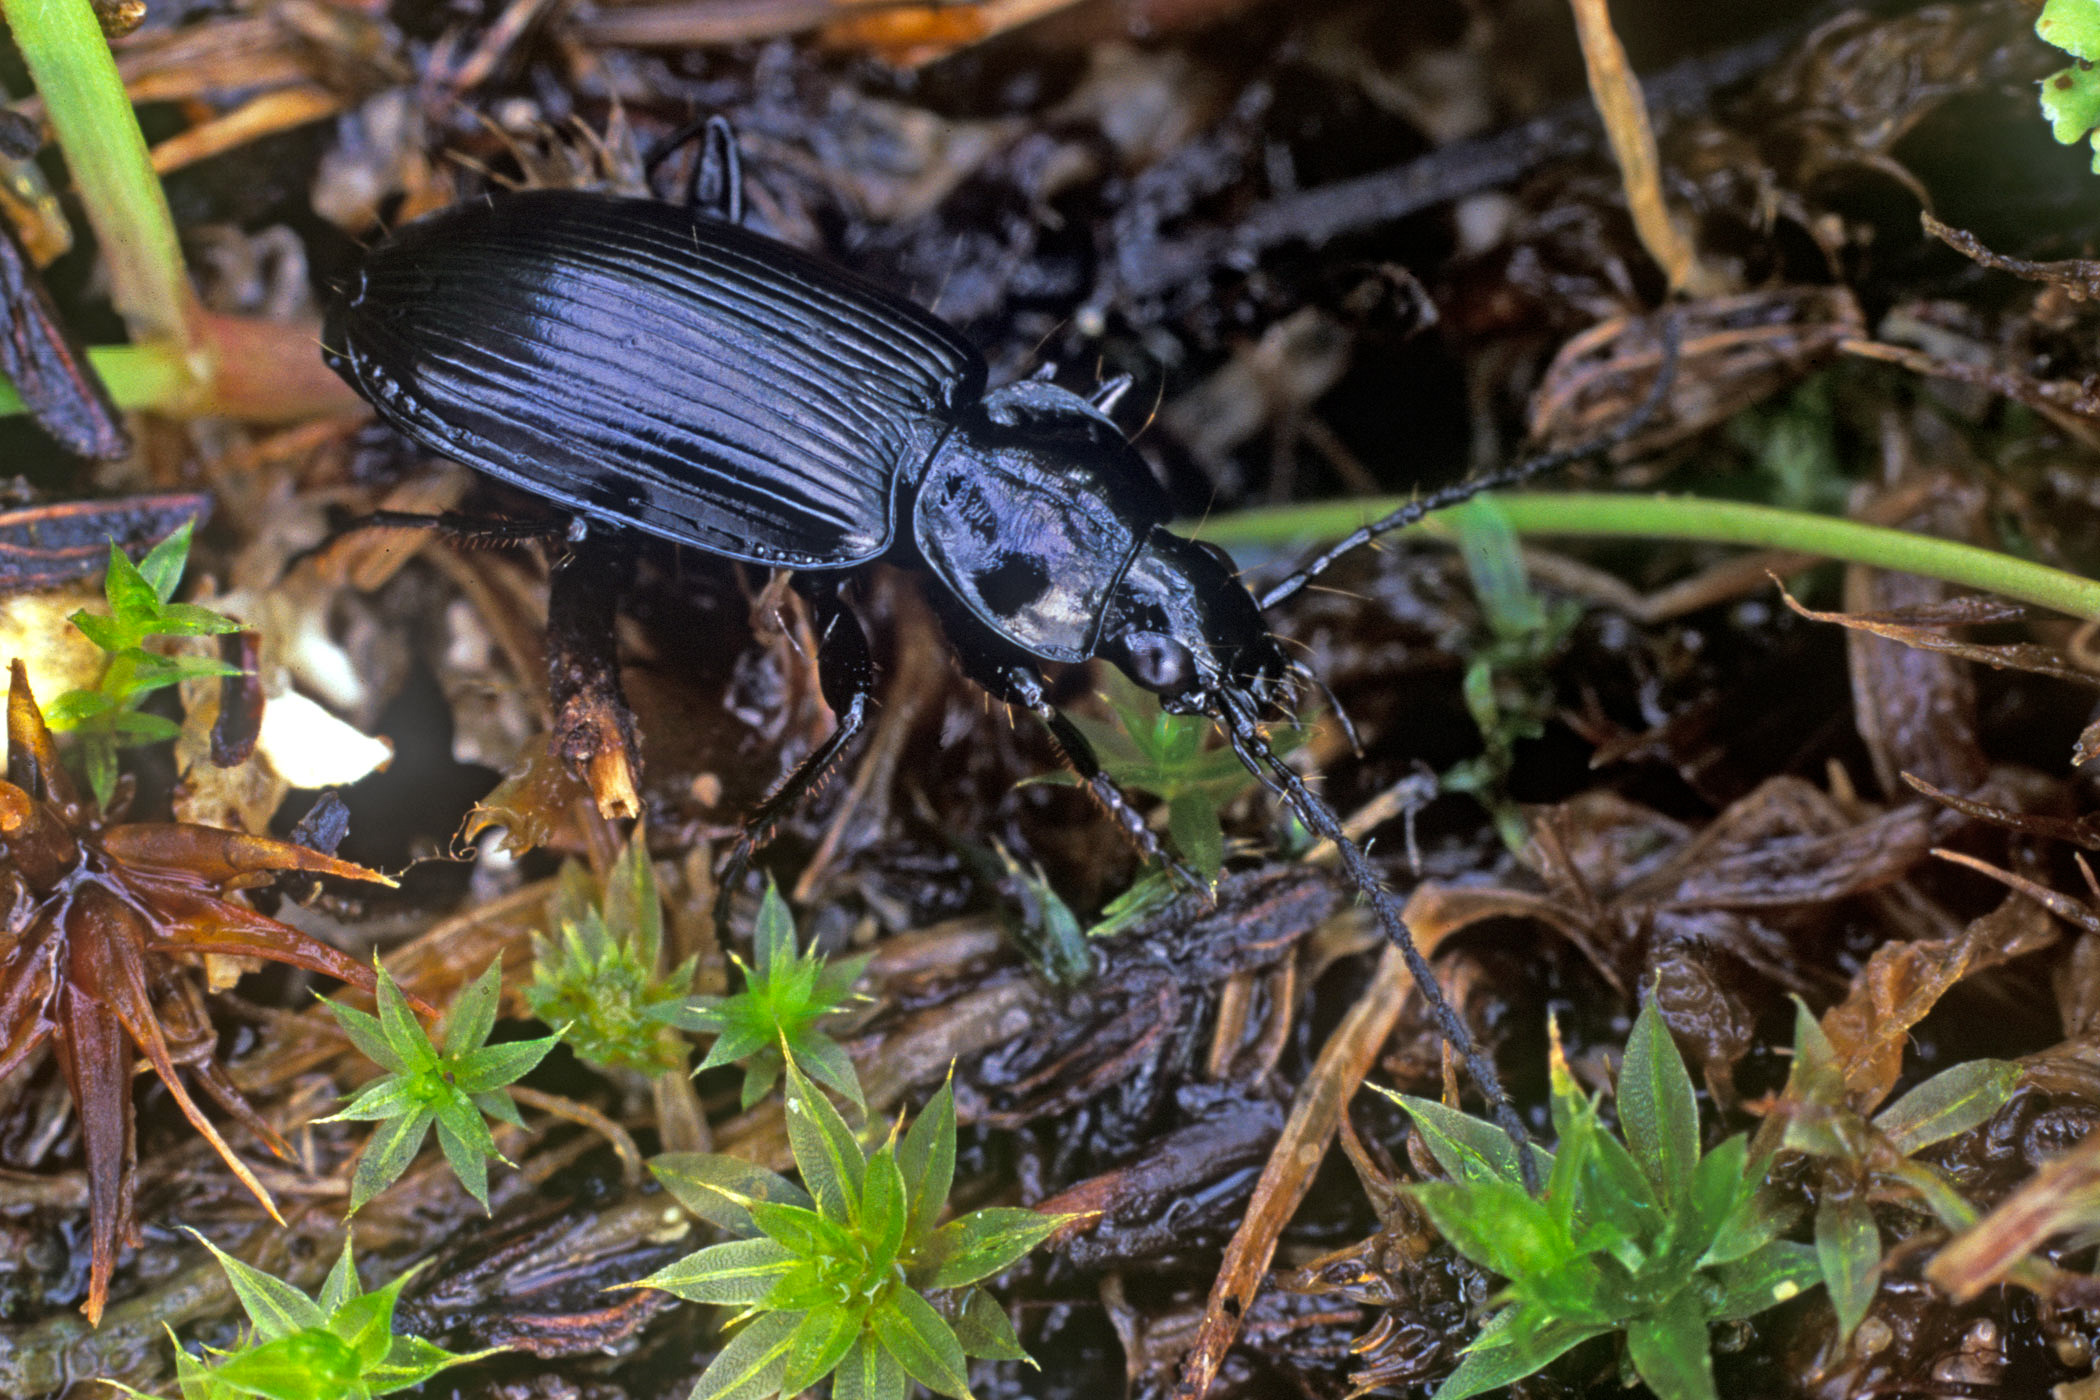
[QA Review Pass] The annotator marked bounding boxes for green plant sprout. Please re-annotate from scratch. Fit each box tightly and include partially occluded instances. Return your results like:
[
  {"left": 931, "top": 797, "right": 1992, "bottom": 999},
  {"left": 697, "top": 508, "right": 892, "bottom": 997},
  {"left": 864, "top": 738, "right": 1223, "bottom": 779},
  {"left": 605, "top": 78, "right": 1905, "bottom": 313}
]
[
  {"left": 44, "top": 519, "right": 243, "bottom": 807},
  {"left": 634, "top": 1064, "right": 1073, "bottom": 1400},
  {"left": 321, "top": 961, "right": 558, "bottom": 1212},
  {"left": 105, "top": 1229, "right": 491, "bottom": 1400},
  {"left": 1438, "top": 496, "right": 1582, "bottom": 851},
  {"left": 1773, "top": 998, "right": 2019, "bottom": 1346},
  {"left": 680, "top": 881, "right": 870, "bottom": 1113},
  {"left": 2039, "top": 0, "right": 2100, "bottom": 171},
  {"left": 527, "top": 829, "right": 695, "bottom": 1075},
  {"left": 1378, "top": 998, "right": 1821, "bottom": 1400},
  {"left": 1053, "top": 669, "right": 1306, "bottom": 882}
]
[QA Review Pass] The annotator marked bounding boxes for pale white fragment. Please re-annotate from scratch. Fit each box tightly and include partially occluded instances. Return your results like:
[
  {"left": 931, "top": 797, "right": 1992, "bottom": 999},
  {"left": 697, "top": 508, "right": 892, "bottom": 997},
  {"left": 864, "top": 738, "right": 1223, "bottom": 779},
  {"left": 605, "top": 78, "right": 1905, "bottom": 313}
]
[{"left": 257, "top": 690, "right": 393, "bottom": 789}]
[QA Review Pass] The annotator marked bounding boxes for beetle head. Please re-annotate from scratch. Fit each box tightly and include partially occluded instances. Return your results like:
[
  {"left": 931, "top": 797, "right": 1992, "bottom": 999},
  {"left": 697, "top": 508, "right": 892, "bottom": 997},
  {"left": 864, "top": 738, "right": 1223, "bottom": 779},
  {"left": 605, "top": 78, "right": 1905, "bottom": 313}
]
[{"left": 1100, "top": 531, "right": 1292, "bottom": 717}]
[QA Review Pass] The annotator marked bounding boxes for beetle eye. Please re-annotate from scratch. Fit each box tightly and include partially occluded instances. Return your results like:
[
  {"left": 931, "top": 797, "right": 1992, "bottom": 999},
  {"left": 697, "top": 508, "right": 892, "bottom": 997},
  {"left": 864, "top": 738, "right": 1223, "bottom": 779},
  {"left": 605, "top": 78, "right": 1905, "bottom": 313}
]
[
  {"left": 1125, "top": 635, "right": 1195, "bottom": 693},
  {"left": 1195, "top": 540, "right": 1237, "bottom": 574}
]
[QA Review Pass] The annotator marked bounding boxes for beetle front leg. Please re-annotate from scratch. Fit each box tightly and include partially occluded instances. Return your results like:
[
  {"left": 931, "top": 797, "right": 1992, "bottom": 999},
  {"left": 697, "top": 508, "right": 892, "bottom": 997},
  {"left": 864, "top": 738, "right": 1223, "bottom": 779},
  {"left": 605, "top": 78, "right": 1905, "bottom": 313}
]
[
  {"left": 717, "top": 585, "right": 875, "bottom": 934},
  {"left": 946, "top": 635, "right": 1198, "bottom": 886}
]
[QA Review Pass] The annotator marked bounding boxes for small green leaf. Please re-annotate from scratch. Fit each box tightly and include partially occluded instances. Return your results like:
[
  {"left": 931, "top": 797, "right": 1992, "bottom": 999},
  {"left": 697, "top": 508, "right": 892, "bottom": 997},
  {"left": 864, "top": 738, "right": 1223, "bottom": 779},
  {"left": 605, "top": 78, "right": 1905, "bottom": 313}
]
[
  {"left": 635, "top": 1239, "right": 799, "bottom": 1305},
  {"left": 604, "top": 827, "right": 665, "bottom": 965},
  {"left": 790, "top": 1028, "right": 867, "bottom": 1116},
  {"left": 1783, "top": 996, "right": 1846, "bottom": 1109},
  {"left": 1703, "top": 1239, "right": 1822, "bottom": 1321},
  {"left": 210, "top": 1330, "right": 364, "bottom": 1400},
  {"left": 317, "top": 1236, "right": 360, "bottom": 1316},
  {"left": 1873, "top": 1059, "right": 2019, "bottom": 1157},
  {"left": 1678, "top": 1135, "right": 1752, "bottom": 1267},
  {"left": 151, "top": 602, "right": 245, "bottom": 637},
  {"left": 326, "top": 1001, "right": 402, "bottom": 1074},
  {"left": 923, "top": 1208, "right": 1065, "bottom": 1290},
  {"left": 688, "top": 1311, "right": 799, "bottom": 1400},
  {"left": 781, "top": 1304, "right": 862, "bottom": 1397},
  {"left": 103, "top": 542, "right": 164, "bottom": 623},
  {"left": 373, "top": 972, "right": 433, "bottom": 1073},
  {"left": 953, "top": 1287, "right": 1029, "bottom": 1363},
  {"left": 783, "top": 1061, "right": 866, "bottom": 1225},
  {"left": 185, "top": 1231, "right": 325, "bottom": 1341},
  {"left": 1384, "top": 1088, "right": 1545, "bottom": 1187},
  {"left": 66, "top": 610, "right": 132, "bottom": 656},
  {"left": 346, "top": 1105, "right": 432, "bottom": 1213},
  {"left": 1623, "top": 1290, "right": 1717, "bottom": 1400},
  {"left": 1410, "top": 1178, "right": 1573, "bottom": 1285},
  {"left": 434, "top": 1113, "right": 494, "bottom": 1209},
  {"left": 369, "top": 1334, "right": 478, "bottom": 1394},
  {"left": 136, "top": 518, "right": 196, "bottom": 601},
  {"left": 869, "top": 1289, "right": 974, "bottom": 1400},
  {"left": 443, "top": 961, "right": 504, "bottom": 1060},
  {"left": 833, "top": 1331, "right": 909, "bottom": 1400},
  {"left": 749, "top": 1201, "right": 859, "bottom": 1267},
  {"left": 1620, "top": 998, "right": 1701, "bottom": 1207},
  {"left": 900, "top": 1076, "right": 957, "bottom": 1244},
  {"left": 1698, "top": 1172, "right": 1790, "bottom": 1270},
  {"left": 1449, "top": 495, "right": 1547, "bottom": 639},
  {"left": 1166, "top": 790, "right": 1224, "bottom": 877},
  {"left": 649, "top": 1153, "right": 811, "bottom": 1235},
  {"left": 861, "top": 1143, "right": 910, "bottom": 1273},
  {"left": 323, "top": 1077, "right": 421, "bottom": 1125},
  {"left": 753, "top": 881, "right": 796, "bottom": 981},
  {"left": 330, "top": 1275, "right": 407, "bottom": 1368},
  {"left": 451, "top": 1035, "right": 558, "bottom": 1094},
  {"left": 1814, "top": 1193, "right": 1881, "bottom": 1345},
  {"left": 1431, "top": 1307, "right": 1609, "bottom": 1400},
  {"left": 1884, "top": 1157, "right": 1983, "bottom": 1233},
  {"left": 2042, "top": 0, "right": 2100, "bottom": 61}
]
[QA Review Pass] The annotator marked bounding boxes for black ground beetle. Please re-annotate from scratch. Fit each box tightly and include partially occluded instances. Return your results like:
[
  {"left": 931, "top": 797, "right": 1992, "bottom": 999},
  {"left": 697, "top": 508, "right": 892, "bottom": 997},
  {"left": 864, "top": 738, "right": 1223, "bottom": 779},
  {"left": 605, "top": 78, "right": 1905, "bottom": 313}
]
[{"left": 323, "top": 120, "right": 1671, "bottom": 1176}]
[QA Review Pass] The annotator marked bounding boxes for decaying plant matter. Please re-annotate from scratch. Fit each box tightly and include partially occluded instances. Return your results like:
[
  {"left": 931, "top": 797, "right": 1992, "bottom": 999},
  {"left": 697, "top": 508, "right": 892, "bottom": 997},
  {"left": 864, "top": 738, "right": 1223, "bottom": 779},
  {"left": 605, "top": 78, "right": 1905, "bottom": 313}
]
[
  {"left": 10, "top": 0, "right": 2100, "bottom": 1397},
  {"left": 0, "top": 661, "right": 391, "bottom": 1322}
]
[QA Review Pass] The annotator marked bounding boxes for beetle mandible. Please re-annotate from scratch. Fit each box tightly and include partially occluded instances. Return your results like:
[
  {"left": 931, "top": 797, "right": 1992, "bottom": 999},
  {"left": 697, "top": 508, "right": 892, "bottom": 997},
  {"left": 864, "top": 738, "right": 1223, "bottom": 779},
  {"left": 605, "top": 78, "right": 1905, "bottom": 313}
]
[{"left": 322, "top": 120, "right": 1672, "bottom": 1174}]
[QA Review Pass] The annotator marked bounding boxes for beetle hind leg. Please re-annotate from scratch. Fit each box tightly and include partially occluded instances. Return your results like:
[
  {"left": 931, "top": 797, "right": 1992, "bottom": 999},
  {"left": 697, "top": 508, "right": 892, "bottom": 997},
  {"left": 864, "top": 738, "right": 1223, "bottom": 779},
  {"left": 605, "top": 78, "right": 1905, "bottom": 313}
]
[
  {"left": 289, "top": 508, "right": 575, "bottom": 574},
  {"left": 716, "top": 585, "right": 875, "bottom": 935}
]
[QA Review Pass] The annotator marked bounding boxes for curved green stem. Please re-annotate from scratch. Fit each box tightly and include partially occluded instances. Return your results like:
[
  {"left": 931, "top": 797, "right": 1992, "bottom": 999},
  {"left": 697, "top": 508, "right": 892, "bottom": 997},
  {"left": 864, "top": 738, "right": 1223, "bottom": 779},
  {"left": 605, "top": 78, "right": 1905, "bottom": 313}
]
[
  {"left": 3, "top": 0, "right": 197, "bottom": 359},
  {"left": 1196, "top": 492, "right": 2100, "bottom": 622},
  {"left": 0, "top": 344, "right": 189, "bottom": 417}
]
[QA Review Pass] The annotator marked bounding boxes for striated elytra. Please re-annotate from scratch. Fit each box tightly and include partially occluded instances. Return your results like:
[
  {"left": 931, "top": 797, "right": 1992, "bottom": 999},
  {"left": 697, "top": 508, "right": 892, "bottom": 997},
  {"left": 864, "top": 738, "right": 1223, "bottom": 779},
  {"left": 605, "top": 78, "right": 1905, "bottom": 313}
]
[{"left": 321, "top": 147, "right": 1540, "bottom": 1176}]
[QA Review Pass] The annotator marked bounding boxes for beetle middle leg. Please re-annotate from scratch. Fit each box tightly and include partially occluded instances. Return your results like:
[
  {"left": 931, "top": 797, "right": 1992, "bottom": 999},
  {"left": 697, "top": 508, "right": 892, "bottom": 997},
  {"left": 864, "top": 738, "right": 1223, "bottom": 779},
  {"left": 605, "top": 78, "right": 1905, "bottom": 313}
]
[{"left": 717, "top": 581, "right": 876, "bottom": 933}]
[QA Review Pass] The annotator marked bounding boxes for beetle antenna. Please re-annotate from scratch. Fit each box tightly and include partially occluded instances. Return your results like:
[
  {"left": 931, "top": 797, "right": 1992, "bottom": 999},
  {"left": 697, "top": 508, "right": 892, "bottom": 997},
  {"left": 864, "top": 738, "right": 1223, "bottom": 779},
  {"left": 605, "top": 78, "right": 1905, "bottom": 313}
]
[
  {"left": 1260, "top": 310, "right": 1682, "bottom": 611},
  {"left": 1220, "top": 692, "right": 1539, "bottom": 1191}
]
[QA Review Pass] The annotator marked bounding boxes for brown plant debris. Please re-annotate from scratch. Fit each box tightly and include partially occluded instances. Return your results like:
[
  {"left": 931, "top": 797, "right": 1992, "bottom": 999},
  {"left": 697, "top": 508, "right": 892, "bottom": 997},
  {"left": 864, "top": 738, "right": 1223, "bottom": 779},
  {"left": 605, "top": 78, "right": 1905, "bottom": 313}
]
[{"left": 0, "top": 661, "right": 393, "bottom": 1321}]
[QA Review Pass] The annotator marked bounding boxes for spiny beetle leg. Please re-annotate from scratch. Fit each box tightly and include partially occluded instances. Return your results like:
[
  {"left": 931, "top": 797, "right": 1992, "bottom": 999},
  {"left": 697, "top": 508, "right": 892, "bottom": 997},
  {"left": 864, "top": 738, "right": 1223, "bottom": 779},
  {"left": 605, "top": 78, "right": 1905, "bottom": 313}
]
[
  {"left": 716, "top": 585, "right": 875, "bottom": 938},
  {"left": 290, "top": 508, "right": 574, "bottom": 573},
  {"left": 945, "top": 624, "right": 1201, "bottom": 888}
]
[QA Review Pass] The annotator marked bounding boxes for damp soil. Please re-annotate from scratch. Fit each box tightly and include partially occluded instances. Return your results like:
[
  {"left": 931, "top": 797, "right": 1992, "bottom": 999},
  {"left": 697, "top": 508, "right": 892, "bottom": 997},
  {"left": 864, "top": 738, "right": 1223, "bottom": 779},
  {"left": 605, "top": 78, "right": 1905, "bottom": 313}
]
[{"left": 7, "top": 0, "right": 2100, "bottom": 1397}]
